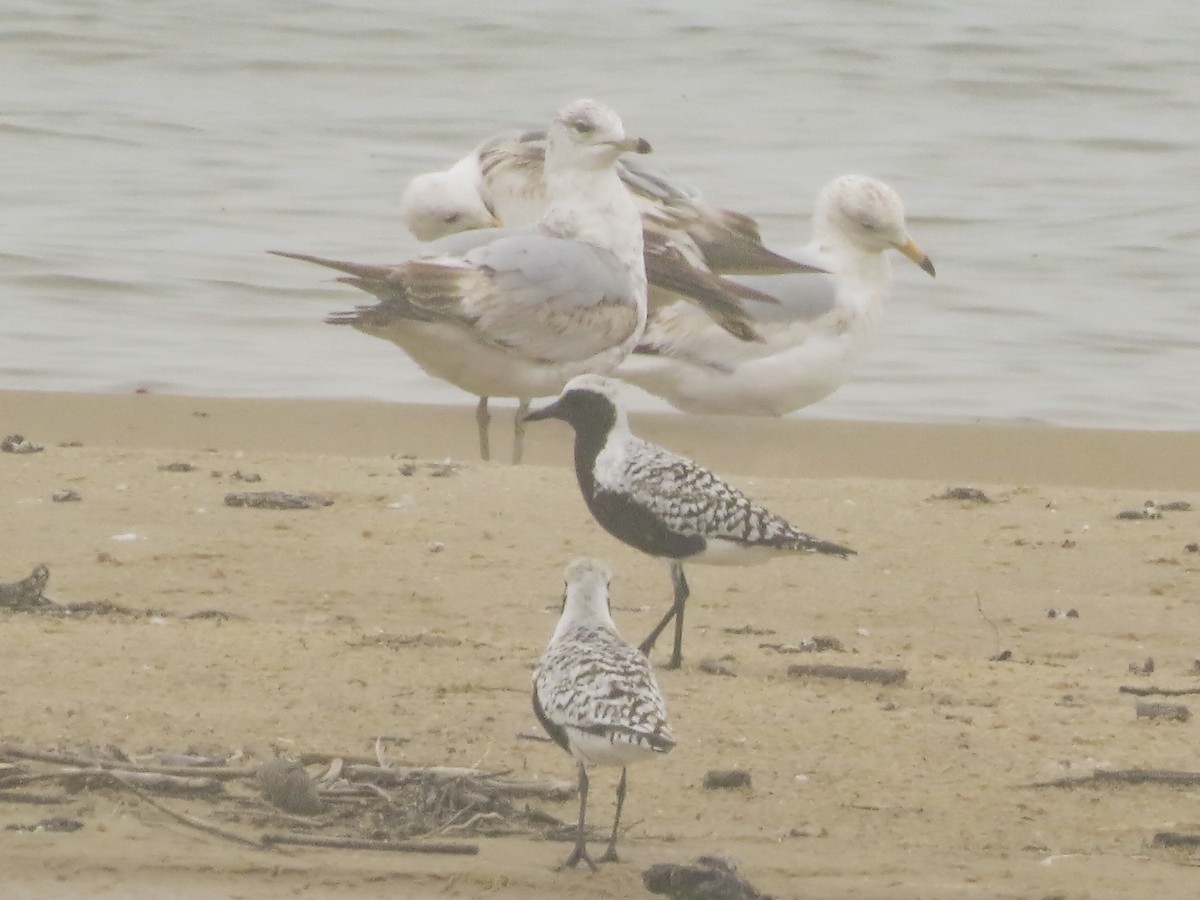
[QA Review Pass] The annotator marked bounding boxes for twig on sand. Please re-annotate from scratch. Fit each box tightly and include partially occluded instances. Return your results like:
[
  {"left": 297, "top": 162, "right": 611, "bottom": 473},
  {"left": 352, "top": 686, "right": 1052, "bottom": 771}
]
[
  {"left": 1029, "top": 769, "right": 1200, "bottom": 789},
  {"left": 104, "top": 771, "right": 265, "bottom": 849},
  {"left": 787, "top": 664, "right": 907, "bottom": 685},
  {"left": 1119, "top": 685, "right": 1200, "bottom": 697},
  {"left": 0, "top": 790, "right": 70, "bottom": 805},
  {"left": 1155, "top": 832, "right": 1200, "bottom": 849},
  {"left": 0, "top": 746, "right": 255, "bottom": 780},
  {"left": 1135, "top": 700, "right": 1191, "bottom": 721},
  {"left": 261, "top": 833, "right": 478, "bottom": 855}
]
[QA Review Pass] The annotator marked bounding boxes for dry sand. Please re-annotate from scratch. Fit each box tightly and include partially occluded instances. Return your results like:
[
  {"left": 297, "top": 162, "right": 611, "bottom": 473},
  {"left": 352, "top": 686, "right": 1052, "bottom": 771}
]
[{"left": 2, "top": 389, "right": 1199, "bottom": 899}]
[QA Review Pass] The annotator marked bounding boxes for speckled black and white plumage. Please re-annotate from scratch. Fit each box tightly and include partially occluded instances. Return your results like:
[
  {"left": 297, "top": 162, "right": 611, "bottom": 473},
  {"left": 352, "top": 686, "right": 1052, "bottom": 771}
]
[
  {"left": 525, "top": 374, "right": 855, "bottom": 668},
  {"left": 533, "top": 557, "right": 674, "bottom": 870}
]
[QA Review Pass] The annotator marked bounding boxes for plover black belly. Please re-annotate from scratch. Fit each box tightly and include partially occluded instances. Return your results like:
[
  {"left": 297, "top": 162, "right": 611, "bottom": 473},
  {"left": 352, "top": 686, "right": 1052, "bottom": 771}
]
[{"left": 526, "top": 374, "right": 854, "bottom": 669}]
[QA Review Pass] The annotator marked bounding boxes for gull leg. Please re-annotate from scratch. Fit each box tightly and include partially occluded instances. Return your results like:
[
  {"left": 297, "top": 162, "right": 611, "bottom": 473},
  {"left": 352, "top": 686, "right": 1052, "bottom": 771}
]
[
  {"left": 638, "top": 561, "right": 689, "bottom": 669},
  {"left": 475, "top": 396, "right": 491, "bottom": 461},
  {"left": 558, "top": 762, "right": 597, "bottom": 871},
  {"left": 512, "top": 398, "right": 531, "bottom": 465},
  {"left": 599, "top": 767, "right": 627, "bottom": 863}
]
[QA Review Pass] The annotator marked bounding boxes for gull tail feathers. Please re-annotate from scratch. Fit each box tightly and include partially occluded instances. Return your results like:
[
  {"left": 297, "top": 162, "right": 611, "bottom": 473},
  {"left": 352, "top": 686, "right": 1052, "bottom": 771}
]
[{"left": 269, "top": 250, "right": 398, "bottom": 282}]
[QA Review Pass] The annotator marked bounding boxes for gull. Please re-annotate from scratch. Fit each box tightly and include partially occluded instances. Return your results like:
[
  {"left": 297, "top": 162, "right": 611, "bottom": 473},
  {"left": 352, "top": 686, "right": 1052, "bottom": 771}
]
[
  {"left": 401, "top": 129, "right": 826, "bottom": 344},
  {"left": 525, "top": 374, "right": 855, "bottom": 669},
  {"left": 274, "top": 99, "right": 650, "bottom": 464},
  {"left": 618, "top": 174, "right": 936, "bottom": 415},
  {"left": 533, "top": 557, "right": 675, "bottom": 870}
]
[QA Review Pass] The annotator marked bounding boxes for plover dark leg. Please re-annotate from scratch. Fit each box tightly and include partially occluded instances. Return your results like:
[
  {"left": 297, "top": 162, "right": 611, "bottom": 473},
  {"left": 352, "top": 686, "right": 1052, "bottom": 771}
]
[
  {"left": 560, "top": 762, "right": 597, "bottom": 871},
  {"left": 639, "top": 561, "right": 690, "bottom": 669},
  {"left": 599, "top": 767, "right": 628, "bottom": 863}
]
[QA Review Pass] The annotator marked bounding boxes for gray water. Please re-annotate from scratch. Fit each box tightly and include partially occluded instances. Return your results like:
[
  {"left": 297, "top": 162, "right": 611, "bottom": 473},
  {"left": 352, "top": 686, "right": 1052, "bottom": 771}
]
[{"left": 3, "top": 0, "right": 1198, "bottom": 429}]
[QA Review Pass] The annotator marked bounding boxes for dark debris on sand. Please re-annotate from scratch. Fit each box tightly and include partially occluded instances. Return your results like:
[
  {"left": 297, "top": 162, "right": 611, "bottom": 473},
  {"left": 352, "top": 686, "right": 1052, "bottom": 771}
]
[
  {"left": 644, "top": 855, "right": 772, "bottom": 900},
  {"left": 224, "top": 490, "right": 332, "bottom": 509},
  {"left": 0, "top": 564, "right": 237, "bottom": 621}
]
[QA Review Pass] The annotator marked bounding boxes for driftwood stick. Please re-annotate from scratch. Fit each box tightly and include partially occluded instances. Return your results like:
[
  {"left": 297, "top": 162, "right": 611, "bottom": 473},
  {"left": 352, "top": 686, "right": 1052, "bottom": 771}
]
[
  {"left": 787, "top": 664, "right": 907, "bottom": 685},
  {"left": 0, "top": 790, "right": 69, "bottom": 805},
  {"left": 1155, "top": 832, "right": 1200, "bottom": 848},
  {"left": 98, "top": 770, "right": 223, "bottom": 794},
  {"left": 341, "top": 764, "right": 574, "bottom": 799},
  {"left": 1119, "top": 685, "right": 1200, "bottom": 697},
  {"left": 1135, "top": 700, "right": 1191, "bottom": 722},
  {"left": 0, "top": 747, "right": 255, "bottom": 780},
  {"left": 1, "top": 768, "right": 219, "bottom": 794},
  {"left": 295, "top": 751, "right": 387, "bottom": 767},
  {"left": 1030, "top": 768, "right": 1200, "bottom": 789},
  {"left": 261, "top": 833, "right": 478, "bottom": 855},
  {"left": 103, "top": 771, "right": 265, "bottom": 849},
  {"left": 0, "top": 772, "right": 69, "bottom": 790}
]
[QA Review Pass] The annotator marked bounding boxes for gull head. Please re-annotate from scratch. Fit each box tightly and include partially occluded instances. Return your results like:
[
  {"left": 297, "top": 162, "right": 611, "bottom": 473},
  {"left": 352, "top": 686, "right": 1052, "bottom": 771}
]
[
  {"left": 547, "top": 99, "right": 651, "bottom": 173},
  {"left": 817, "top": 175, "right": 935, "bottom": 277},
  {"left": 522, "top": 374, "right": 629, "bottom": 434},
  {"left": 400, "top": 170, "right": 499, "bottom": 241}
]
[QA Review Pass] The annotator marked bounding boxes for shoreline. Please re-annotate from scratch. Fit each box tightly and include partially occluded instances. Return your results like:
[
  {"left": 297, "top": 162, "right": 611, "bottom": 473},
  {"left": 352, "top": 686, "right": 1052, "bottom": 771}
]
[{"left": 2, "top": 388, "right": 1198, "bottom": 489}]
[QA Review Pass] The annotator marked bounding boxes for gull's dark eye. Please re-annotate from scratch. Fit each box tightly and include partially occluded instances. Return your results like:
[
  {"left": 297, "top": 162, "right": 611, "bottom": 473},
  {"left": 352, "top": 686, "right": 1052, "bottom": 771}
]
[
  {"left": 859, "top": 220, "right": 878, "bottom": 230},
  {"left": 572, "top": 120, "right": 595, "bottom": 135},
  {"left": 443, "top": 212, "right": 461, "bottom": 224}
]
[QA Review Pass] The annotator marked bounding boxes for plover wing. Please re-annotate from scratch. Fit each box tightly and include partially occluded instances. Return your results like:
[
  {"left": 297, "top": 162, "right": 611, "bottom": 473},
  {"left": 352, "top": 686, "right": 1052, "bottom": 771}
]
[
  {"left": 535, "top": 625, "right": 674, "bottom": 763},
  {"left": 595, "top": 436, "right": 854, "bottom": 556}
]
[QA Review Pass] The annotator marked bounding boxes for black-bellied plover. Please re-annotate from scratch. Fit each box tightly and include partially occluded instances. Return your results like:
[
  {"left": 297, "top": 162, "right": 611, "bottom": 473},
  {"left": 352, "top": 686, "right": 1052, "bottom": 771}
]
[
  {"left": 619, "top": 175, "right": 935, "bottom": 415},
  {"left": 533, "top": 557, "right": 675, "bottom": 870},
  {"left": 525, "top": 374, "right": 855, "bottom": 669},
  {"left": 400, "top": 127, "right": 827, "bottom": 344},
  {"left": 272, "top": 99, "right": 650, "bottom": 465}
]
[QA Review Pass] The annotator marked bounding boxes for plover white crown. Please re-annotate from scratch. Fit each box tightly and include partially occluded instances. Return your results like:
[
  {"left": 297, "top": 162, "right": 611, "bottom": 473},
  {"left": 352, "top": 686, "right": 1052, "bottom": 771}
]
[
  {"left": 273, "top": 98, "right": 650, "bottom": 465},
  {"left": 400, "top": 127, "right": 827, "bottom": 345},
  {"left": 619, "top": 174, "right": 936, "bottom": 416},
  {"left": 525, "top": 374, "right": 855, "bottom": 669},
  {"left": 533, "top": 557, "right": 674, "bottom": 870}
]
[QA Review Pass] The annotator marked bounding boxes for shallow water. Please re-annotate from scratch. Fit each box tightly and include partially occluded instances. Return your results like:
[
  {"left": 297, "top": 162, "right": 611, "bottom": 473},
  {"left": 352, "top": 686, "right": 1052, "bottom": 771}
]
[{"left": 3, "top": 0, "right": 1198, "bottom": 429}]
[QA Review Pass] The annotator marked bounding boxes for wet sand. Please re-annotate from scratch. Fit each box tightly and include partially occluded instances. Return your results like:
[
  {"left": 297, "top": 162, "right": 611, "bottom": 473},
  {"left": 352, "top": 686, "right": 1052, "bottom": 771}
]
[{"left": 2, "top": 389, "right": 1199, "bottom": 898}]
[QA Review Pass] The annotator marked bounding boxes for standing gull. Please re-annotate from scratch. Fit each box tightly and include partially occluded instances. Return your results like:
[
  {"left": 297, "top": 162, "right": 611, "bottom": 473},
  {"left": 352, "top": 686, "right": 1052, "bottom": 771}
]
[
  {"left": 525, "top": 375, "right": 855, "bottom": 669},
  {"left": 533, "top": 557, "right": 675, "bottom": 870},
  {"left": 619, "top": 174, "right": 936, "bottom": 415},
  {"left": 273, "top": 99, "right": 650, "bottom": 464},
  {"left": 401, "top": 129, "right": 826, "bottom": 344}
]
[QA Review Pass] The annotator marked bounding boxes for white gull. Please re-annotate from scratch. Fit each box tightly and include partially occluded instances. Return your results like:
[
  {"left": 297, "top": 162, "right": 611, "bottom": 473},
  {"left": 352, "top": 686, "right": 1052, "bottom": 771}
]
[
  {"left": 618, "top": 174, "right": 936, "bottom": 415},
  {"left": 274, "top": 99, "right": 649, "bottom": 464},
  {"left": 401, "top": 129, "right": 824, "bottom": 344}
]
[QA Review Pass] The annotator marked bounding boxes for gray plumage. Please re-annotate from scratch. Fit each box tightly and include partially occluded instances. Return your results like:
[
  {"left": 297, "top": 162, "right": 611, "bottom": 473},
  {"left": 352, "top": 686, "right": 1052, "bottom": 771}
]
[{"left": 274, "top": 98, "right": 650, "bottom": 465}]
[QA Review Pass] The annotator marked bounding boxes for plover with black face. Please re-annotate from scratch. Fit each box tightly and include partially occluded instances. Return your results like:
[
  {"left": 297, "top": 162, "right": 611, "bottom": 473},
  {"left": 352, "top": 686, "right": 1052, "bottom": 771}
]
[
  {"left": 273, "top": 98, "right": 650, "bottom": 464},
  {"left": 525, "top": 374, "right": 855, "bottom": 669},
  {"left": 533, "top": 557, "right": 674, "bottom": 870}
]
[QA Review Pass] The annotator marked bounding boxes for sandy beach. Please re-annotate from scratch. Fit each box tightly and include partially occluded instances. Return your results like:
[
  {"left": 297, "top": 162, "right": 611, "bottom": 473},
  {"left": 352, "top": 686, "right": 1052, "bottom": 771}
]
[{"left": 2, "top": 389, "right": 1199, "bottom": 899}]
